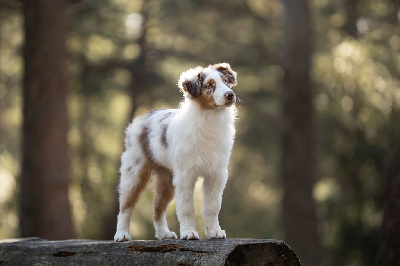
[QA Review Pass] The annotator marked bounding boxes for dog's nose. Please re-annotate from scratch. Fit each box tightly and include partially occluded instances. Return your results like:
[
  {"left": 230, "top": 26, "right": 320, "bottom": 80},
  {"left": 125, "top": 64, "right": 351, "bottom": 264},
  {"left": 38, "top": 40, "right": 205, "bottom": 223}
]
[{"left": 225, "top": 91, "right": 235, "bottom": 101}]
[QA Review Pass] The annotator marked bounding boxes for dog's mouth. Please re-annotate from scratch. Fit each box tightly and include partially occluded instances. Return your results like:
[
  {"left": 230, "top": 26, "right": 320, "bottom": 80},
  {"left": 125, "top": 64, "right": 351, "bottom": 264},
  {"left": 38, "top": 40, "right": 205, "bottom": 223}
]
[{"left": 214, "top": 100, "right": 236, "bottom": 109}]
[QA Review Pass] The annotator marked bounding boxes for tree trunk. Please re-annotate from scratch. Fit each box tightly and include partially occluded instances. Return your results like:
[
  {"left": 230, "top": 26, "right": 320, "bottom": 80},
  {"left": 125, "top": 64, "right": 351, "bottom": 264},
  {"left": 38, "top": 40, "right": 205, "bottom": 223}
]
[
  {"left": 0, "top": 238, "right": 300, "bottom": 266},
  {"left": 343, "top": 0, "right": 359, "bottom": 38},
  {"left": 20, "top": 0, "right": 74, "bottom": 239},
  {"left": 376, "top": 150, "right": 400, "bottom": 265},
  {"left": 281, "top": 0, "right": 321, "bottom": 265}
]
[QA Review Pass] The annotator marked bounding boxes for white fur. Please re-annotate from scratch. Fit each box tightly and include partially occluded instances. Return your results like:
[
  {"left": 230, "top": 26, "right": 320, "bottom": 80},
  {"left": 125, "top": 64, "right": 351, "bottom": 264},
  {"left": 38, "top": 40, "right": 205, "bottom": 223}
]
[{"left": 114, "top": 64, "right": 237, "bottom": 241}]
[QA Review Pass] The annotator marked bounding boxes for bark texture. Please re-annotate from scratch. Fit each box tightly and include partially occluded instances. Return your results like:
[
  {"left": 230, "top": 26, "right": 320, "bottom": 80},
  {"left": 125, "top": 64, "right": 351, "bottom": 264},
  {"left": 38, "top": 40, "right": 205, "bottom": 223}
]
[
  {"left": 376, "top": 150, "right": 400, "bottom": 265},
  {"left": 282, "top": 0, "right": 321, "bottom": 265},
  {"left": 0, "top": 238, "right": 300, "bottom": 266},
  {"left": 21, "top": 0, "right": 74, "bottom": 239}
]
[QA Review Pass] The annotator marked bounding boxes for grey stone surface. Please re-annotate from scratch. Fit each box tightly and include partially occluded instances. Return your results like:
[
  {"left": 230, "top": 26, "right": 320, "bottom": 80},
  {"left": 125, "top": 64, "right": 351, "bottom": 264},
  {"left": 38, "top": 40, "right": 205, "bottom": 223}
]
[{"left": 0, "top": 238, "right": 300, "bottom": 265}]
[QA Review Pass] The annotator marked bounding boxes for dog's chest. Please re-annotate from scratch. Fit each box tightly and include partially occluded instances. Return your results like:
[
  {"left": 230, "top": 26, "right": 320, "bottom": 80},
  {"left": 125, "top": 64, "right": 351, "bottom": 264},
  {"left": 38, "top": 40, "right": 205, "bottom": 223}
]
[{"left": 172, "top": 122, "right": 233, "bottom": 170}]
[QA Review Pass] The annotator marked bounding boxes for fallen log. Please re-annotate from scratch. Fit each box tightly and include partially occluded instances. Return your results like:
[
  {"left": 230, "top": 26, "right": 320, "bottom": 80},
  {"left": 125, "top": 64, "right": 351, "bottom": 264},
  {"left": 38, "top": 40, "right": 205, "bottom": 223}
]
[{"left": 0, "top": 238, "right": 300, "bottom": 265}]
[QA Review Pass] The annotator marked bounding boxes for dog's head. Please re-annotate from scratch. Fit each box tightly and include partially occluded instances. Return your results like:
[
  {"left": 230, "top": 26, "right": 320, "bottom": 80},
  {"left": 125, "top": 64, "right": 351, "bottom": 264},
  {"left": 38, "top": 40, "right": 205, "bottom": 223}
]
[{"left": 178, "top": 63, "right": 237, "bottom": 109}]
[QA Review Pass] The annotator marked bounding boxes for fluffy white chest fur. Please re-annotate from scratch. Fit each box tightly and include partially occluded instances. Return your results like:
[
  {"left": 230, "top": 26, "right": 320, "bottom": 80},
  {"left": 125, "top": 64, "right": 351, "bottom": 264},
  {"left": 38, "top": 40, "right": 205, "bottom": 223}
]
[{"left": 114, "top": 63, "right": 238, "bottom": 241}]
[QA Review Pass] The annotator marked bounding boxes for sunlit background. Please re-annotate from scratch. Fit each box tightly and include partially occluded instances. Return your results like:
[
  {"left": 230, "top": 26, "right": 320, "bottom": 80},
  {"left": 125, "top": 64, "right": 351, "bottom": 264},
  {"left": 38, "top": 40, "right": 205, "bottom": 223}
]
[{"left": 1, "top": 0, "right": 399, "bottom": 265}]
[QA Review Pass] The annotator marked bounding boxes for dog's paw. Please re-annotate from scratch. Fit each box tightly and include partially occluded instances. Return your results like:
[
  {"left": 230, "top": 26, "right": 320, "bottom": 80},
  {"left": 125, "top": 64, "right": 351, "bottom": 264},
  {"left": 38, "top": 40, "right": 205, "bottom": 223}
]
[
  {"left": 207, "top": 229, "right": 226, "bottom": 239},
  {"left": 180, "top": 230, "right": 200, "bottom": 240},
  {"left": 114, "top": 231, "right": 132, "bottom": 242},
  {"left": 156, "top": 231, "right": 177, "bottom": 240}
]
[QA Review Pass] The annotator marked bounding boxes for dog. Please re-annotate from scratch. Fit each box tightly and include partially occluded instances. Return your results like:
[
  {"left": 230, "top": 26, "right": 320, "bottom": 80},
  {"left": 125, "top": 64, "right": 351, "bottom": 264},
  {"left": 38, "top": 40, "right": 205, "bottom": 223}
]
[{"left": 114, "top": 63, "right": 238, "bottom": 241}]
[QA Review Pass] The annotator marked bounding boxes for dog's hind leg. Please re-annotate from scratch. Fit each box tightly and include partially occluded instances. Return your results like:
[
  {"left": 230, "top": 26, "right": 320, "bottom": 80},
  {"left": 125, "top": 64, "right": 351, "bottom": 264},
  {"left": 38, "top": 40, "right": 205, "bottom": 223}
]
[
  {"left": 114, "top": 151, "right": 150, "bottom": 242},
  {"left": 153, "top": 167, "right": 177, "bottom": 240}
]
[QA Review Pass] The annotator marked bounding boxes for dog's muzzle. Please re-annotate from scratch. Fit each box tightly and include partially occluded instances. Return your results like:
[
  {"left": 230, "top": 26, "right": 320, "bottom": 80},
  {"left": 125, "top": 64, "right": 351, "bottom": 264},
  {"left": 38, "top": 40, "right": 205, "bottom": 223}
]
[{"left": 224, "top": 91, "right": 236, "bottom": 104}]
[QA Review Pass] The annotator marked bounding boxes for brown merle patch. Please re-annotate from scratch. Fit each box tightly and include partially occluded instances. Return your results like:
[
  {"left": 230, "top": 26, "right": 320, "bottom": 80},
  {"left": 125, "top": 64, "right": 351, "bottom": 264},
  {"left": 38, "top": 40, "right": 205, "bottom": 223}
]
[
  {"left": 153, "top": 170, "right": 174, "bottom": 221},
  {"left": 121, "top": 163, "right": 151, "bottom": 213},
  {"left": 161, "top": 124, "right": 168, "bottom": 148},
  {"left": 148, "top": 110, "right": 159, "bottom": 117},
  {"left": 139, "top": 126, "right": 152, "bottom": 159},
  {"left": 180, "top": 68, "right": 205, "bottom": 98},
  {"left": 182, "top": 78, "right": 202, "bottom": 98},
  {"left": 192, "top": 78, "right": 217, "bottom": 109},
  {"left": 212, "top": 63, "right": 237, "bottom": 86},
  {"left": 159, "top": 111, "right": 173, "bottom": 123},
  {"left": 139, "top": 123, "right": 171, "bottom": 172}
]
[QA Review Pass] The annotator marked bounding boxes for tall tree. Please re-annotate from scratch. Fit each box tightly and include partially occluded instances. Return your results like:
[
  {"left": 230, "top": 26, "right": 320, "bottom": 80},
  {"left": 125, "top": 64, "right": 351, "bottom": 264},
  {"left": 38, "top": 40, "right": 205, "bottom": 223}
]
[
  {"left": 281, "top": 0, "right": 321, "bottom": 265},
  {"left": 20, "top": 0, "right": 74, "bottom": 239},
  {"left": 343, "top": 0, "right": 359, "bottom": 38},
  {"left": 376, "top": 149, "right": 400, "bottom": 265}
]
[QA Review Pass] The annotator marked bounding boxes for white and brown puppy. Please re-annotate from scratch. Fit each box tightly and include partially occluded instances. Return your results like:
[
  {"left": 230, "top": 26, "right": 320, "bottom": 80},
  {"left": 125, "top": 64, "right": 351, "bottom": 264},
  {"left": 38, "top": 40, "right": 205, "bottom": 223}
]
[{"left": 114, "top": 63, "right": 237, "bottom": 241}]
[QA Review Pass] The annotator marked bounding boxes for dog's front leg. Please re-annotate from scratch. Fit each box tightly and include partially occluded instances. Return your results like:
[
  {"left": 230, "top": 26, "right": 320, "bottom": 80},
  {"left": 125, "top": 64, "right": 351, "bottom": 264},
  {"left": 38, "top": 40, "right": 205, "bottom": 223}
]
[
  {"left": 174, "top": 174, "right": 199, "bottom": 240},
  {"left": 202, "top": 169, "right": 228, "bottom": 239}
]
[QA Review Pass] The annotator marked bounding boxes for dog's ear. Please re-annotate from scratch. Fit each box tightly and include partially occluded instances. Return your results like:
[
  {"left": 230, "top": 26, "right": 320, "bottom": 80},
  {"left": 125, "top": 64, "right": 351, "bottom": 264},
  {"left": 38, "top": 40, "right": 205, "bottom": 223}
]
[
  {"left": 178, "top": 66, "right": 204, "bottom": 98},
  {"left": 212, "top": 63, "right": 237, "bottom": 87}
]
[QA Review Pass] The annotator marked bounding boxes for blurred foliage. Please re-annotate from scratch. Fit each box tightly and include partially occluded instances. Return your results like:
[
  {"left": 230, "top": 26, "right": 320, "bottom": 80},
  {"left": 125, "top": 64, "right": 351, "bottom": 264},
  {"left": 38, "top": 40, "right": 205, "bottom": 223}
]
[{"left": 0, "top": 0, "right": 399, "bottom": 265}]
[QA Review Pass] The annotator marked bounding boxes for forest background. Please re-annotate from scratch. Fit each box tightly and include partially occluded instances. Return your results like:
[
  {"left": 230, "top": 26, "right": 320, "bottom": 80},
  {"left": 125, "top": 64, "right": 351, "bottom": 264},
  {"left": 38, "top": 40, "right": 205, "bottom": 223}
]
[{"left": 1, "top": 0, "right": 399, "bottom": 265}]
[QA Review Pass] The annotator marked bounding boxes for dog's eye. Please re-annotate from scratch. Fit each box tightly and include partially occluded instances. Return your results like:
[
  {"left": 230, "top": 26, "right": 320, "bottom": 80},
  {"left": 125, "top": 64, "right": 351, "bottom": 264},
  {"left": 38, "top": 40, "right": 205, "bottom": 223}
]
[{"left": 224, "top": 79, "right": 229, "bottom": 85}]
